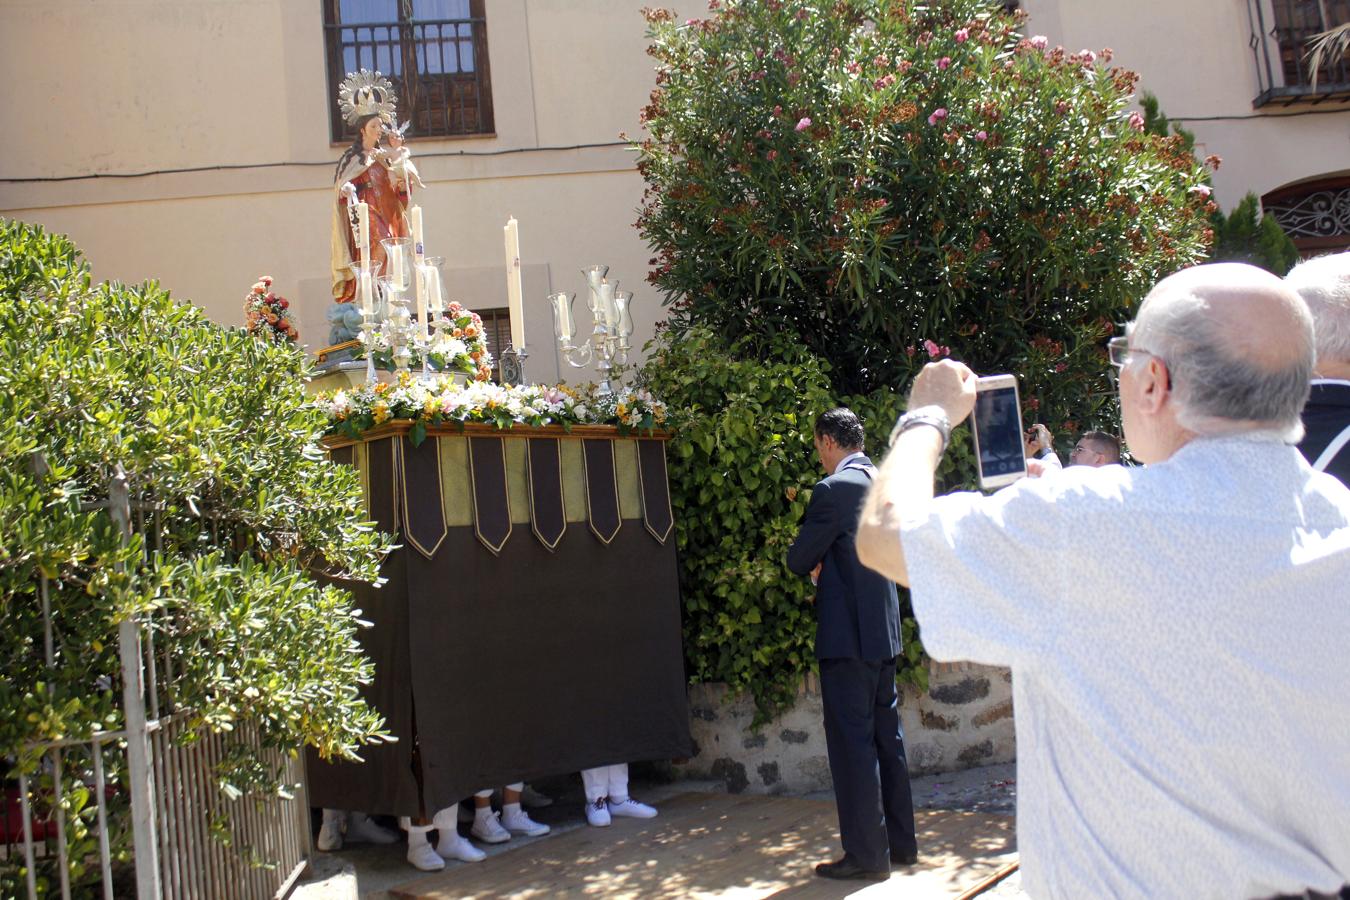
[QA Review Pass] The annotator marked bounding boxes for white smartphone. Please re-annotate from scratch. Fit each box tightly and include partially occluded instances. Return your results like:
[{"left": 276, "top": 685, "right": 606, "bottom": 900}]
[{"left": 971, "top": 374, "right": 1027, "bottom": 490}]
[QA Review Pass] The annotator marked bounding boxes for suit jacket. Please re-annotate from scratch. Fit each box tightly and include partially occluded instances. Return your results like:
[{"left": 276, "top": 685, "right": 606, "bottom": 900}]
[
  {"left": 787, "top": 456, "right": 902, "bottom": 661},
  {"left": 1299, "top": 380, "right": 1350, "bottom": 488}
]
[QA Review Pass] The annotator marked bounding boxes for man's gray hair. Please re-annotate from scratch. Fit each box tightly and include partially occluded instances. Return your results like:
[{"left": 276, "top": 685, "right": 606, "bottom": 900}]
[
  {"left": 1286, "top": 252, "right": 1350, "bottom": 366},
  {"left": 1132, "top": 285, "right": 1313, "bottom": 442}
]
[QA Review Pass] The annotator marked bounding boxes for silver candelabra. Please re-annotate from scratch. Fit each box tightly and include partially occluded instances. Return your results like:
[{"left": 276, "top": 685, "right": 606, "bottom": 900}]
[{"left": 550, "top": 266, "right": 635, "bottom": 396}]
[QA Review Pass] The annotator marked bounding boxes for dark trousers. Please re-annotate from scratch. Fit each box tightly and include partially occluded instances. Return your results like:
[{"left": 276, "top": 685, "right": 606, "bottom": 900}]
[{"left": 819, "top": 656, "right": 918, "bottom": 871}]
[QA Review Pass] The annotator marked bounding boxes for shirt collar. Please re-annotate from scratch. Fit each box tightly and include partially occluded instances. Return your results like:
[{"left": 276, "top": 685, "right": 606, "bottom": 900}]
[{"left": 834, "top": 450, "right": 868, "bottom": 475}]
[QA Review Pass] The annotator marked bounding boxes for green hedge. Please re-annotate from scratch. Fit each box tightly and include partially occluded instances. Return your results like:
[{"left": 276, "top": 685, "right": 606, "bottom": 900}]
[{"left": 0, "top": 220, "right": 392, "bottom": 894}]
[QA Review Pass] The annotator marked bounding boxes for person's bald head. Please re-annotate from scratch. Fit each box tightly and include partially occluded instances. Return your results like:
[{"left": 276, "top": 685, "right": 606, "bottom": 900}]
[
  {"left": 1285, "top": 252, "right": 1350, "bottom": 375},
  {"left": 1127, "top": 262, "right": 1313, "bottom": 446}
]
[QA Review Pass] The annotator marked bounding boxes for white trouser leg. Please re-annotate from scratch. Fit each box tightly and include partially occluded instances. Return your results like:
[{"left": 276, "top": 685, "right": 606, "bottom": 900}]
[
  {"left": 581, "top": 766, "right": 609, "bottom": 802},
  {"left": 607, "top": 763, "right": 629, "bottom": 802}
]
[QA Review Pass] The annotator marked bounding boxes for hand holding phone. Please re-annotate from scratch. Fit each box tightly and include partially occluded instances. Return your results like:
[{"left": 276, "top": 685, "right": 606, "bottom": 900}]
[
  {"left": 972, "top": 374, "right": 1027, "bottom": 490},
  {"left": 907, "top": 359, "right": 977, "bottom": 425}
]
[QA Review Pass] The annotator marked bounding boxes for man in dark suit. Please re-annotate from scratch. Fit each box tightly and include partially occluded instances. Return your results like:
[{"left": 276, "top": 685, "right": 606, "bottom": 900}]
[
  {"left": 787, "top": 408, "right": 918, "bottom": 881},
  {"left": 1288, "top": 252, "right": 1350, "bottom": 486}
]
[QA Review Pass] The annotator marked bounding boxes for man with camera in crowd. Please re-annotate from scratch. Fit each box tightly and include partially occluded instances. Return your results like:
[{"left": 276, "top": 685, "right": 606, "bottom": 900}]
[{"left": 855, "top": 262, "right": 1350, "bottom": 898}]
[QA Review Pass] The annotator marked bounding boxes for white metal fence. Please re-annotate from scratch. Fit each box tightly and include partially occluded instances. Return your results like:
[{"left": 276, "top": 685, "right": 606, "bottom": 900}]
[{"left": 4, "top": 467, "right": 310, "bottom": 899}]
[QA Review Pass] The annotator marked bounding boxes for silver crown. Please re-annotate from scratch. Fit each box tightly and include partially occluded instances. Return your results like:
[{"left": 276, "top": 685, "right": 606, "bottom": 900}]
[{"left": 337, "top": 69, "right": 398, "bottom": 126}]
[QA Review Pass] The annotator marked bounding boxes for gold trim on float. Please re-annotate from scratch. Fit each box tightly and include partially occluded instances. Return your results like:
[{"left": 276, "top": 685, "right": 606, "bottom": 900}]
[
  {"left": 637, "top": 441, "right": 675, "bottom": 545},
  {"left": 526, "top": 438, "right": 567, "bottom": 552},
  {"left": 322, "top": 421, "right": 673, "bottom": 449},
  {"left": 398, "top": 437, "right": 449, "bottom": 560},
  {"left": 468, "top": 436, "right": 513, "bottom": 556},
  {"left": 583, "top": 440, "right": 622, "bottom": 546}
]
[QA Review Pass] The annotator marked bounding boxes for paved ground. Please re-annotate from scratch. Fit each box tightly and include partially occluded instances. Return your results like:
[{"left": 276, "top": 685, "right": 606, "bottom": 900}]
[{"left": 294, "top": 762, "right": 1022, "bottom": 899}]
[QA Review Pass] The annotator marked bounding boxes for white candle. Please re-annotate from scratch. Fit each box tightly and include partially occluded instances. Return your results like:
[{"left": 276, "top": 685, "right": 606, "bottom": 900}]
[
  {"left": 391, "top": 247, "right": 404, "bottom": 288},
  {"left": 410, "top": 206, "right": 425, "bottom": 260},
  {"left": 504, "top": 216, "right": 525, "bottom": 350},
  {"left": 411, "top": 207, "right": 426, "bottom": 327},
  {"left": 356, "top": 201, "right": 370, "bottom": 266},
  {"left": 359, "top": 271, "right": 373, "bottom": 317},
  {"left": 415, "top": 267, "right": 428, "bottom": 333}
]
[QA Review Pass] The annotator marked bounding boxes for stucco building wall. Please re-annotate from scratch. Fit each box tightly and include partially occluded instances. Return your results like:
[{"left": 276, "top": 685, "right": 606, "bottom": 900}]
[
  {"left": 1021, "top": 0, "right": 1350, "bottom": 207},
  {"left": 0, "top": 0, "right": 698, "bottom": 372}
]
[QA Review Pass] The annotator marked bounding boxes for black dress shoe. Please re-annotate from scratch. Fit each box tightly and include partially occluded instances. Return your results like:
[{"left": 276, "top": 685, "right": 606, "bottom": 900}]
[
  {"left": 891, "top": 851, "right": 919, "bottom": 866},
  {"left": 815, "top": 857, "right": 889, "bottom": 881}
]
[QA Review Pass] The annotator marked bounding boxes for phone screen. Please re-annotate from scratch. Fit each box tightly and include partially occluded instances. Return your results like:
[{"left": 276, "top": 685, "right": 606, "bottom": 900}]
[{"left": 974, "top": 386, "right": 1026, "bottom": 482}]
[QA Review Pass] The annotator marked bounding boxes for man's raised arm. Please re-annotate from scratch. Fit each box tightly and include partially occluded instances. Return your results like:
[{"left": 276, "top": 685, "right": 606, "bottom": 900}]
[{"left": 857, "top": 361, "right": 977, "bottom": 586}]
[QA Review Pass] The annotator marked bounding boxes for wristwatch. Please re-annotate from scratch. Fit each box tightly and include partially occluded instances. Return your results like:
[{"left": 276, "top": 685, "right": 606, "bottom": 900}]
[{"left": 889, "top": 405, "right": 952, "bottom": 453}]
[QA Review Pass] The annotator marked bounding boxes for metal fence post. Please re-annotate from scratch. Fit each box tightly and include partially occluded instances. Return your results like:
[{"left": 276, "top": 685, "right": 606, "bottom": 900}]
[{"left": 111, "top": 467, "right": 162, "bottom": 900}]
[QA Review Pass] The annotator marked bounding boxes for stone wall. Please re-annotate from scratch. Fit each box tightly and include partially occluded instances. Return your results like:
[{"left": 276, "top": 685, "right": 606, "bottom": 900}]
[{"left": 674, "top": 663, "right": 1015, "bottom": 795}]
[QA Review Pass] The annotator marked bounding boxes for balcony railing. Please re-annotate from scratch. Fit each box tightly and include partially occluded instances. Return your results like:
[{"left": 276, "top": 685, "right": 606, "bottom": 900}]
[
  {"left": 325, "top": 16, "right": 495, "bottom": 142},
  {"left": 1247, "top": 0, "right": 1350, "bottom": 106}
]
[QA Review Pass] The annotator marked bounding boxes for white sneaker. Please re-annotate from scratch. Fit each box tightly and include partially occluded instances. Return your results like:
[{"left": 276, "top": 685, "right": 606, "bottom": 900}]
[
  {"left": 501, "top": 806, "right": 550, "bottom": 837},
  {"left": 316, "top": 810, "right": 345, "bottom": 851},
  {"left": 608, "top": 797, "right": 658, "bottom": 819},
  {"left": 471, "top": 811, "right": 512, "bottom": 844},
  {"left": 407, "top": 841, "right": 446, "bottom": 872},
  {"left": 346, "top": 812, "right": 398, "bottom": 844},
  {"left": 437, "top": 831, "right": 487, "bottom": 863},
  {"left": 521, "top": 784, "right": 554, "bottom": 809},
  {"left": 585, "top": 798, "right": 611, "bottom": 827}
]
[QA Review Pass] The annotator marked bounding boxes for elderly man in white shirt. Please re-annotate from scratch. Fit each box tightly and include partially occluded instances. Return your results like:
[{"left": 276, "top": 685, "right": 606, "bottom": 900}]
[{"left": 857, "top": 263, "right": 1350, "bottom": 899}]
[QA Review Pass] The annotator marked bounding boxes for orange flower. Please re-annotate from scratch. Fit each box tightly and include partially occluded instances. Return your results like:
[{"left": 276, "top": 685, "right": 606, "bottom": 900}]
[{"left": 463, "top": 324, "right": 478, "bottom": 338}]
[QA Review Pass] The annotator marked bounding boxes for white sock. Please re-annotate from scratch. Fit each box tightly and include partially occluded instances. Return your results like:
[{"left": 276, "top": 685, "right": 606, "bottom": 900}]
[
  {"left": 503, "top": 802, "right": 522, "bottom": 817},
  {"left": 407, "top": 823, "right": 433, "bottom": 847},
  {"left": 475, "top": 806, "right": 493, "bottom": 820}
]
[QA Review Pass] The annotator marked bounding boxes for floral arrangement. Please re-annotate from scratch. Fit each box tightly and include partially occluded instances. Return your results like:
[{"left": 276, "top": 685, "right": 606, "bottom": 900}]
[
  {"left": 321, "top": 374, "right": 667, "bottom": 444},
  {"left": 355, "top": 300, "right": 493, "bottom": 380},
  {"left": 243, "top": 276, "right": 298, "bottom": 343}
]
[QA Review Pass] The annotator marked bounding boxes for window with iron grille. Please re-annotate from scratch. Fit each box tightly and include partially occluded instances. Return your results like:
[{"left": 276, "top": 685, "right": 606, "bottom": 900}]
[
  {"left": 478, "top": 307, "right": 512, "bottom": 382},
  {"left": 324, "top": 0, "right": 495, "bottom": 142}
]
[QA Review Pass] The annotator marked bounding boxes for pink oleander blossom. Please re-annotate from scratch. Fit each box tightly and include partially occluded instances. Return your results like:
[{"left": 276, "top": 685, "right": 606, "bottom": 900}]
[
  {"left": 1127, "top": 110, "right": 1145, "bottom": 131},
  {"left": 938, "top": 56, "right": 951, "bottom": 70},
  {"left": 927, "top": 107, "right": 948, "bottom": 126},
  {"left": 1029, "top": 35, "right": 1048, "bottom": 50},
  {"left": 1190, "top": 184, "right": 1213, "bottom": 197},
  {"left": 975, "top": 130, "right": 988, "bottom": 141},
  {"left": 795, "top": 117, "right": 812, "bottom": 131},
  {"left": 923, "top": 339, "right": 950, "bottom": 359},
  {"left": 955, "top": 28, "right": 969, "bottom": 42}
]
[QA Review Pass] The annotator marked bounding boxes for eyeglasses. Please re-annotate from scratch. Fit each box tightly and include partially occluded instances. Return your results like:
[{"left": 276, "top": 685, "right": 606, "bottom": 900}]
[{"left": 1106, "top": 336, "right": 1160, "bottom": 370}]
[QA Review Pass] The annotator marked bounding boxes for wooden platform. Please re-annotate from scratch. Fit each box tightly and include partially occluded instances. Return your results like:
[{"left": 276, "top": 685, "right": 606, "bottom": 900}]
[{"left": 390, "top": 792, "right": 1016, "bottom": 899}]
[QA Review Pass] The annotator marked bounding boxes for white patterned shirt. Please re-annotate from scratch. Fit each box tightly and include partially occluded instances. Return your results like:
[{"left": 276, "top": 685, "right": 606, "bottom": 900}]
[{"left": 901, "top": 435, "right": 1350, "bottom": 899}]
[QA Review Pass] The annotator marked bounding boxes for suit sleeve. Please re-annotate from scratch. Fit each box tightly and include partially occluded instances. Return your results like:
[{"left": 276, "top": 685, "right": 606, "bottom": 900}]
[{"left": 787, "top": 480, "right": 839, "bottom": 576}]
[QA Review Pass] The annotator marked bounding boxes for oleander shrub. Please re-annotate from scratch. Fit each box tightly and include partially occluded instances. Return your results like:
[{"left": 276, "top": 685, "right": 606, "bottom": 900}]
[
  {"left": 0, "top": 219, "right": 392, "bottom": 894},
  {"left": 635, "top": 0, "right": 1214, "bottom": 719}
]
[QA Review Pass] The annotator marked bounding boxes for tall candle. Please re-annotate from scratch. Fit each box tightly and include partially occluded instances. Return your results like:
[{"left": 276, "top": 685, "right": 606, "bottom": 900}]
[
  {"left": 504, "top": 216, "right": 525, "bottom": 350},
  {"left": 415, "top": 267, "right": 429, "bottom": 333},
  {"left": 359, "top": 271, "right": 373, "bottom": 317},
  {"left": 411, "top": 207, "right": 426, "bottom": 327},
  {"left": 410, "top": 206, "right": 425, "bottom": 259},
  {"left": 356, "top": 201, "right": 370, "bottom": 266}
]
